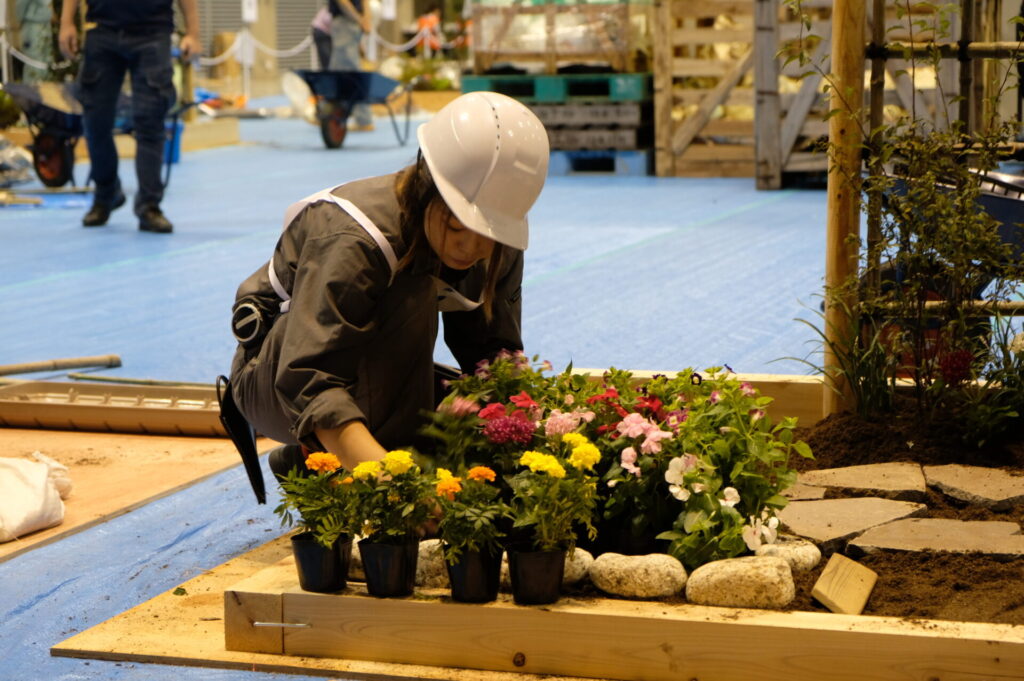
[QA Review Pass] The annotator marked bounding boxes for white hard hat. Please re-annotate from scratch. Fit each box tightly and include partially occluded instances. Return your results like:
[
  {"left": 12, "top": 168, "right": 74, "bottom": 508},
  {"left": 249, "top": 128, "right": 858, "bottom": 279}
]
[{"left": 417, "top": 91, "right": 549, "bottom": 250}]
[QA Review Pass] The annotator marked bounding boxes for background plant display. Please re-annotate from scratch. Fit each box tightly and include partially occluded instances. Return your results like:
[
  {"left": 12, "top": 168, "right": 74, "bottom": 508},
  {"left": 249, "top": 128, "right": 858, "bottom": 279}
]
[{"left": 425, "top": 353, "right": 812, "bottom": 569}]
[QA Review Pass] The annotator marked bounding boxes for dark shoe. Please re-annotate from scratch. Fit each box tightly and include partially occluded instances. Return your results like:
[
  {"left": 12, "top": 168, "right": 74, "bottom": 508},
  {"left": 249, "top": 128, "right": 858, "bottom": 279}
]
[
  {"left": 138, "top": 205, "right": 173, "bottom": 233},
  {"left": 267, "top": 444, "right": 308, "bottom": 480},
  {"left": 82, "top": 192, "right": 126, "bottom": 227}
]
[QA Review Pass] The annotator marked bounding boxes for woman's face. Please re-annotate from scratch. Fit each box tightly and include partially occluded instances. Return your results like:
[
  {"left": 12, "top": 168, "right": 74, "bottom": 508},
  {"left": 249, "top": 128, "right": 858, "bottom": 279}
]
[{"left": 424, "top": 198, "right": 495, "bottom": 270}]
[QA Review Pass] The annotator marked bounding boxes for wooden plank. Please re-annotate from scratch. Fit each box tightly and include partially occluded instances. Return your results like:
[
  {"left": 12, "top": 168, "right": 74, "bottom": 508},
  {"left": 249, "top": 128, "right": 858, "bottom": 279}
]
[
  {"left": 811, "top": 553, "right": 878, "bottom": 615},
  {"left": 671, "top": 0, "right": 752, "bottom": 18},
  {"left": 673, "top": 88, "right": 754, "bottom": 106},
  {"left": 671, "top": 48, "right": 754, "bottom": 154},
  {"left": 0, "top": 428, "right": 264, "bottom": 563},
  {"left": 671, "top": 27, "right": 752, "bottom": 44},
  {"left": 670, "top": 160, "right": 756, "bottom": 177},
  {"left": 671, "top": 58, "right": 737, "bottom": 78},
  {"left": 754, "top": 0, "right": 782, "bottom": 189},
  {"left": 653, "top": 0, "right": 674, "bottom": 176},
  {"left": 224, "top": 558, "right": 292, "bottom": 654},
  {"left": 780, "top": 32, "right": 832, "bottom": 167}
]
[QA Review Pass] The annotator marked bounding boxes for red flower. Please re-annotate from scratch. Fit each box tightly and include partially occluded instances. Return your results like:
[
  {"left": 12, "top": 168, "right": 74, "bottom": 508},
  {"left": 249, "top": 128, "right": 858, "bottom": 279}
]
[
  {"left": 510, "top": 390, "right": 538, "bottom": 410},
  {"left": 483, "top": 412, "right": 535, "bottom": 445},
  {"left": 478, "top": 402, "right": 507, "bottom": 420},
  {"left": 939, "top": 349, "right": 973, "bottom": 384},
  {"left": 636, "top": 395, "right": 665, "bottom": 420},
  {"left": 586, "top": 387, "right": 620, "bottom": 405}
]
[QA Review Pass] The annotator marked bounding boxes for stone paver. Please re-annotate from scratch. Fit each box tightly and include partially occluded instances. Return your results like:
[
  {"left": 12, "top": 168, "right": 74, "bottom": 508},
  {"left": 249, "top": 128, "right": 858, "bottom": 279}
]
[
  {"left": 798, "top": 463, "right": 927, "bottom": 502},
  {"left": 849, "top": 518, "right": 1024, "bottom": 557},
  {"left": 923, "top": 464, "right": 1024, "bottom": 510},
  {"left": 778, "top": 498, "right": 927, "bottom": 554},
  {"left": 782, "top": 480, "right": 827, "bottom": 501}
]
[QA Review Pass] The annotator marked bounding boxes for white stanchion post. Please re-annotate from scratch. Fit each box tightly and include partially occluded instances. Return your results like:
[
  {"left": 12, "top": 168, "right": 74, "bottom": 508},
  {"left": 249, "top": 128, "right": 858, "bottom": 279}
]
[
  {"left": 0, "top": 0, "right": 9, "bottom": 84},
  {"left": 240, "top": 28, "right": 253, "bottom": 103}
]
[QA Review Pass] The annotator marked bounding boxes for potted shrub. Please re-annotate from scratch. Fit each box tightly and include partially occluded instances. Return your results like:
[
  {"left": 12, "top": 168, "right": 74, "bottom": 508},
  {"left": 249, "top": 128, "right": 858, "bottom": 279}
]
[
  {"left": 505, "top": 437, "right": 599, "bottom": 605},
  {"left": 274, "top": 451, "right": 358, "bottom": 593},
  {"left": 434, "top": 465, "right": 511, "bottom": 603},
  {"left": 349, "top": 450, "right": 434, "bottom": 598}
]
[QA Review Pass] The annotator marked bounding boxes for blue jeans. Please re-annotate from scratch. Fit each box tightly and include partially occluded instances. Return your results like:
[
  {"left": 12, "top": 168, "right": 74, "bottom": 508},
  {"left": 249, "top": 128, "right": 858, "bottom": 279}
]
[{"left": 77, "top": 27, "right": 174, "bottom": 211}]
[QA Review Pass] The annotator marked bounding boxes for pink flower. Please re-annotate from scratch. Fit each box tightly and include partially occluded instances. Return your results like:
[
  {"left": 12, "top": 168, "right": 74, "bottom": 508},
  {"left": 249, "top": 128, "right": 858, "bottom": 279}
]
[
  {"left": 740, "top": 382, "right": 756, "bottom": 397},
  {"left": 478, "top": 403, "right": 506, "bottom": 421},
  {"left": 708, "top": 391, "right": 722, "bottom": 404},
  {"left": 510, "top": 390, "right": 538, "bottom": 410},
  {"left": 640, "top": 428, "right": 673, "bottom": 454},
  {"left": 483, "top": 411, "right": 535, "bottom": 445},
  {"left": 564, "top": 393, "right": 575, "bottom": 406},
  {"left": 541, "top": 360, "right": 553, "bottom": 372},
  {"left": 544, "top": 409, "right": 579, "bottom": 437},
  {"left": 620, "top": 446, "right": 641, "bottom": 477},
  {"left": 475, "top": 359, "right": 491, "bottom": 378},
  {"left": 750, "top": 408, "right": 765, "bottom": 422},
  {"left": 440, "top": 396, "right": 480, "bottom": 417},
  {"left": 618, "top": 413, "right": 652, "bottom": 438},
  {"left": 665, "top": 409, "right": 688, "bottom": 431}
]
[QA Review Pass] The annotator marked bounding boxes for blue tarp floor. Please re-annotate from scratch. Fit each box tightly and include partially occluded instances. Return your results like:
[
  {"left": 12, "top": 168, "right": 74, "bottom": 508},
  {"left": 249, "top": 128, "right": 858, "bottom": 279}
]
[{"left": 0, "top": 101, "right": 829, "bottom": 680}]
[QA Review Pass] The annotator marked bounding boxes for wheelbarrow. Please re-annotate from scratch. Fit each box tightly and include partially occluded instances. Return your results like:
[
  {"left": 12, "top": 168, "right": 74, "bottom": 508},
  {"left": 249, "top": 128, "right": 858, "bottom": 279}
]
[
  {"left": 293, "top": 70, "right": 412, "bottom": 150},
  {"left": 2, "top": 82, "right": 83, "bottom": 187}
]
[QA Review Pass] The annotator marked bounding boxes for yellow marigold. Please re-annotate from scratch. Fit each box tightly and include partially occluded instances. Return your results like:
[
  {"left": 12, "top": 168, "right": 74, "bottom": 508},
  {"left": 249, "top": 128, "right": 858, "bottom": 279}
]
[
  {"left": 436, "top": 468, "right": 454, "bottom": 482},
  {"left": 352, "top": 460, "right": 381, "bottom": 480},
  {"left": 383, "top": 449, "right": 415, "bottom": 476},
  {"left": 519, "top": 450, "right": 545, "bottom": 468},
  {"left": 436, "top": 476, "right": 463, "bottom": 501},
  {"left": 524, "top": 451, "right": 565, "bottom": 478},
  {"left": 339, "top": 476, "right": 354, "bottom": 485},
  {"left": 568, "top": 443, "right": 601, "bottom": 471},
  {"left": 466, "top": 466, "right": 496, "bottom": 482},
  {"left": 304, "top": 451, "right": 341, "bottom": 473},
  {"left": 562, "top": 432, "right": 589, "bottom": 448}
]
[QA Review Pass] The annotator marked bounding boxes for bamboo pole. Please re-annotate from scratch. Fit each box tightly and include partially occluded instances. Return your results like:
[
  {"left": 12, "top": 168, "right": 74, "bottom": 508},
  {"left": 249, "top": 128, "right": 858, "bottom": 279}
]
[
  {"left": 823, "top": 0, "right": 866, "bottom": 417},
  {"left": 0, "top": 355, "right": 122, "bottom": 377}
]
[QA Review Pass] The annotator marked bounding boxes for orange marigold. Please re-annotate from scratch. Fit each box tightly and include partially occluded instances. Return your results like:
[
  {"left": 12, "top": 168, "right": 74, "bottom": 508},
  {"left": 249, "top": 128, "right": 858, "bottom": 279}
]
[
  {"left": 305, "top": 451, "right": 341, "bottom": 473},
  {"left": 466, "top": 466, "right": 496, "bottom": 482},
  {"left": 436, "top": 476, "right": 463, "bottom": 501}
]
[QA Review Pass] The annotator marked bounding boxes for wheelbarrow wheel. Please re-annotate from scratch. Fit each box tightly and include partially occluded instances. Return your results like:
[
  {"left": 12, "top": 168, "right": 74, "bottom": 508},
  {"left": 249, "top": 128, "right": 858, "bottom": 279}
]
[
  {"left": 320, "top": 111, "right": 347, "bottom": 149},
  {"left": 33, "top": 132, "right": 75, "bottom": 187}
]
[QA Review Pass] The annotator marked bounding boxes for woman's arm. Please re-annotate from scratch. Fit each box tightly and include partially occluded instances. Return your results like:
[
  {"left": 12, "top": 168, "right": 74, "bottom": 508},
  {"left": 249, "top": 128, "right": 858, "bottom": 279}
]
[{"left": 316, "top": 421, "right": 387, "bottom": 470}]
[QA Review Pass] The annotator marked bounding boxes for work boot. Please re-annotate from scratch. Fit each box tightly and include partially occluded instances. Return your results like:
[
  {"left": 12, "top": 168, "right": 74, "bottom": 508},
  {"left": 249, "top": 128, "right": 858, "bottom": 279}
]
[
  {"left": 267, "top": 444, "right": 309, "bottom": 480},
  {"left": 138, "top": 204, "right": 173, "bottom": 233},
  {"left": 82, "top": 191, "right": 126, "bottom": 227}
]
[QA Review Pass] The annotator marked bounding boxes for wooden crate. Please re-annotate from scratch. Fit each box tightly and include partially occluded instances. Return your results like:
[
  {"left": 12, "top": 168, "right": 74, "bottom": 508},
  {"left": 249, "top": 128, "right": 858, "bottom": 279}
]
[
  {"left": 653, "top": 0, "right": 954, "bottom": 182},
  {"left": 471, "top": 1, "right": 644, "bottom": 74},
  {"left": 224, "top": 555, "right": 1024, "bottom": 681}
]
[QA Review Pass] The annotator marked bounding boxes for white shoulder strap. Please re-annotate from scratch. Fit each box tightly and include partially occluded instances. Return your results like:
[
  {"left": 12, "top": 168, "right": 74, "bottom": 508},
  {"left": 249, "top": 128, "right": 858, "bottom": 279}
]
[{"left": 269, "top": 185, "right": 398, "bottom": 314}]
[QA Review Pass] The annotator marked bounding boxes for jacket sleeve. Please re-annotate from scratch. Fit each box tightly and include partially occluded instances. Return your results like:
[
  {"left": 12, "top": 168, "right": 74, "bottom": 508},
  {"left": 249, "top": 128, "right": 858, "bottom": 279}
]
[
  {"left": 271, "top": 204, "right": 392, "bottom": 449},
  {"left": 442, "top": 248, "right": 524, "bottom": 374}
]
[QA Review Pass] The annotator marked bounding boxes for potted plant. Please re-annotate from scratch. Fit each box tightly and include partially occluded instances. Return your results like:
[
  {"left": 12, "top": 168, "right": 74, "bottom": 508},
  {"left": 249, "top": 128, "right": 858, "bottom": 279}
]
[
  {"left": 274, "top": 451, "right": 357, "bottom": 593},
  {"left": 349, "top": 450, "right": 434, "bottom": 598},
  {"left": 434, "top": 465, "right": 512, "bottom": 603},
  {"left": 505, "top": 436, "right": 599, "bottom": 605}
]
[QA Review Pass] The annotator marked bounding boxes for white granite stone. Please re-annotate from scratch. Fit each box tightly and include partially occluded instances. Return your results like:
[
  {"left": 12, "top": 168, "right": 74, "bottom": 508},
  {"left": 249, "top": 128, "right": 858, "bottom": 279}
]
[
  {"left": 686, "top": 556, "right": 795, "bottom": 609},
  {"left": 589, "top": 553, "right": 687, "bottom": 599},
  {"left": 415, "top": 538, "right": 450, "bottom": 588},
  {"left": 755, "top": 535, "right": 822, "bottom": 571}
]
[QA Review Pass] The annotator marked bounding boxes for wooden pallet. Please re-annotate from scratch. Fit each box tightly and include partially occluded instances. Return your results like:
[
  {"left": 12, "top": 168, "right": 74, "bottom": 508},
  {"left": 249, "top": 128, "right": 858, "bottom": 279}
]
[
  {"left": 462, "top": 72, "right": 651, "bottom": 103},
  {"left": 548, "top": 149, "right": 652, "bottom": 176}
]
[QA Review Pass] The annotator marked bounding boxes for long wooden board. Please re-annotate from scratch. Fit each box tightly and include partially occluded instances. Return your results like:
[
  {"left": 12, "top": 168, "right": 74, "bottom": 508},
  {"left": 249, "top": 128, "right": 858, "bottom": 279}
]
[
  {"left": 0, "top": 428, "right": 265, "bottom": 563},
  {"left": 53, "top": 535, "right": 1024, "bottom": 681}
]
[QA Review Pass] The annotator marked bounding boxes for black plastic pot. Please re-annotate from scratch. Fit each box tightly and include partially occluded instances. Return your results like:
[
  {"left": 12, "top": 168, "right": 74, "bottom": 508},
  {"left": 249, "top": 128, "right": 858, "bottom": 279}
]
[
  {"left": 445, "top": 546, "right": 503, "bottom": 603},
  {"left": 507, "top": 547, "right": 565, "bottom": 605},
  {"left": 358, "top": 538, "right": 419, "bottom": 598},
  {"left": 291, "top": 532, "right": 352, "bottom": 593}
]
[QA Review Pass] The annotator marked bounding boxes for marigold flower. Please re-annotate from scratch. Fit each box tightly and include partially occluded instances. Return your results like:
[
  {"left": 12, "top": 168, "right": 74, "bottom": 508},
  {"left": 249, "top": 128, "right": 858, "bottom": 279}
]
[
  {"left": 521, "top": 451, "right": 565, "bottom": 478},
  {"left": 466, "top": 466, "right": 496, "bottom": 482},
  {"left": 352, "top": 460, "right": 381, "bottom": 480},
  {"left": 383, "top": 450, "right": 415, "bottom": 476},
  {"left": 569, "top": 442, "right": 601, "bottom": 471},
  {"left": 340, "top": 476, "right": 354, "bottom": 485},
  {"left": 561, "top": 432, "right": 588, "bottom": 448},
  {"left": 436, "top": 476, "right": 463, "bottom": 501},
  {"left": 436, "top": 468, "right": 454, "bottom": 482},
  {"left": 305, "top": 452, "right": 341, "bottom": 473}
]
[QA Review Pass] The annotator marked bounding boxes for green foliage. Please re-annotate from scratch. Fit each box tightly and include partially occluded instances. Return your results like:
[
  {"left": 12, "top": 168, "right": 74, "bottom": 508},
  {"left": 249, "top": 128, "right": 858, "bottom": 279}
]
[
  {"left": 0, "top": 92, "right": 21, "bottom": 130},
  {"left": 273, "top": 455, "right": 359, "bottom": 548},
  {"left": 348, "top": 451, "right": 435, "bottom": 544},
  {"left": 435, "top": 466, "right": 512, "bottom": 564}
]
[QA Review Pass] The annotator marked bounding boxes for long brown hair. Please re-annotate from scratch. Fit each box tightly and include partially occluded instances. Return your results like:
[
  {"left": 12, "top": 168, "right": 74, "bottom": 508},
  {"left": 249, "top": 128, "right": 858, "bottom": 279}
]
[{"left": 393, "top": 153, "right": 505, "bottom": 320}]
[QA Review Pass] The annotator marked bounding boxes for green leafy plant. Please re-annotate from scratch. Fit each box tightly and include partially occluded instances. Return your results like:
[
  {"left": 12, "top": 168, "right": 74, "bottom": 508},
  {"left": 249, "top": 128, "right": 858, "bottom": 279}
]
[
  {"left": 348, "top": 450, "right": 435, "bottom": 543},
  {"left": 507, "top": 436, "right": 600, "bottom": 552},
  {"left": 273, "top": 451, "right": 358, "bottom": 548},
  {"left": 434, "top": 465, "right": 512, "bottom": 564}
]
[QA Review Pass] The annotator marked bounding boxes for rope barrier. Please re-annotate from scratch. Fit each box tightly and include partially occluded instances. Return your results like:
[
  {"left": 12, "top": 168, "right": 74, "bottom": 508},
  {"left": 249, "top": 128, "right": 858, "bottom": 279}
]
[
  {"left": 250, "top": 33, "right": 313, "bottom": 59},
  {"left": 2, "top": 36, "right": 72, "bottom": 71},
  {"left": 197, "top": 32, "right": 240, "bottom": 67}
]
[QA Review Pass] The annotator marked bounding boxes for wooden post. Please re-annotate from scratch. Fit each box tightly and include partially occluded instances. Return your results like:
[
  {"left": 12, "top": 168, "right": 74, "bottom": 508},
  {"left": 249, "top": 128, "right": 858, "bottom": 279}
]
[
  {"left": 754, "top": 0, "right": 781, "bottom": 190},
  {"left": 823, "top": 0, "right": 865, "bottom": 417},
  {"left": 653, "top": 0, "right": 674, "bottom": 177}
]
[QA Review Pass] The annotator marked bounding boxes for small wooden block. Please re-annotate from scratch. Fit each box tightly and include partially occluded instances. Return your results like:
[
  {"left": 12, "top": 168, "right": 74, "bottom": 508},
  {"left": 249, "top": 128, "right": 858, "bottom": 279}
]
[{"left": 811, "top": 553, "right": 878, "bottom": 615}]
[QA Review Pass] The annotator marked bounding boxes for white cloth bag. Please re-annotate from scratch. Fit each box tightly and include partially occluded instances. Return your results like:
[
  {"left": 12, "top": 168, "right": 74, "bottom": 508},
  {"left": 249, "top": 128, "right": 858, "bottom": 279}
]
[{"left": 0, "top": 456, "right": 67, "bottom": 543}]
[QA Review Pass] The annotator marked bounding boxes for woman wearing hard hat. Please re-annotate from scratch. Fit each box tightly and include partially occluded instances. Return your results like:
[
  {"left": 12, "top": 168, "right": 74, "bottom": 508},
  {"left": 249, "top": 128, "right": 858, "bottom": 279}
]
[{"left": 225, "top": 91, "right": 550, "bottom": 477}]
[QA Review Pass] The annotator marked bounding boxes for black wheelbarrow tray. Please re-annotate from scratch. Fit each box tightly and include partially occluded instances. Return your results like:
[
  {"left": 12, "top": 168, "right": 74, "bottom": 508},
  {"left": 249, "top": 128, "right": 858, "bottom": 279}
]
[
  {"left": 294, "top": 70, "right": 412, "bottom": 150},
  {"left": 2, "top": 81, "right": 83, "bottom": 187}
]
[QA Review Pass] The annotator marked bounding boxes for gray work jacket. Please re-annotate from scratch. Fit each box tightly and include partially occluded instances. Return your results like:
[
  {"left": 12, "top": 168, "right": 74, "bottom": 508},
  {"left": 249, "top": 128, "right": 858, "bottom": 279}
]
[{"left": 229, "top": 173, "right": 524, "bottom": 451}]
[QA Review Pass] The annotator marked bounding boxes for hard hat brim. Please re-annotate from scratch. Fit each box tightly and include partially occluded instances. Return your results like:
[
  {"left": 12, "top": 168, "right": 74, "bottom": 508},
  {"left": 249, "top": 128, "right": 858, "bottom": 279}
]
[{"left": 418, "top": 125, "right": 530, "bottom": 251}]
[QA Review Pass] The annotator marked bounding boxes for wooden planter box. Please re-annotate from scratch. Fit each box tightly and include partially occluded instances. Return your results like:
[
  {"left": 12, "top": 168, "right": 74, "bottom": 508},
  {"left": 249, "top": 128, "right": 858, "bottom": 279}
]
[{"left": 225, "top": 555, "right": 1024, "bottom": 681}]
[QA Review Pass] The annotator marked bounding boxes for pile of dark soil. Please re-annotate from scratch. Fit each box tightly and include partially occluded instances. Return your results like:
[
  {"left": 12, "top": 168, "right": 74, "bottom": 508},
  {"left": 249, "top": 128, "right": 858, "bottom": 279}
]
[{"left": 790, "top": 403, "right": 1024, "bottom": 625}]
